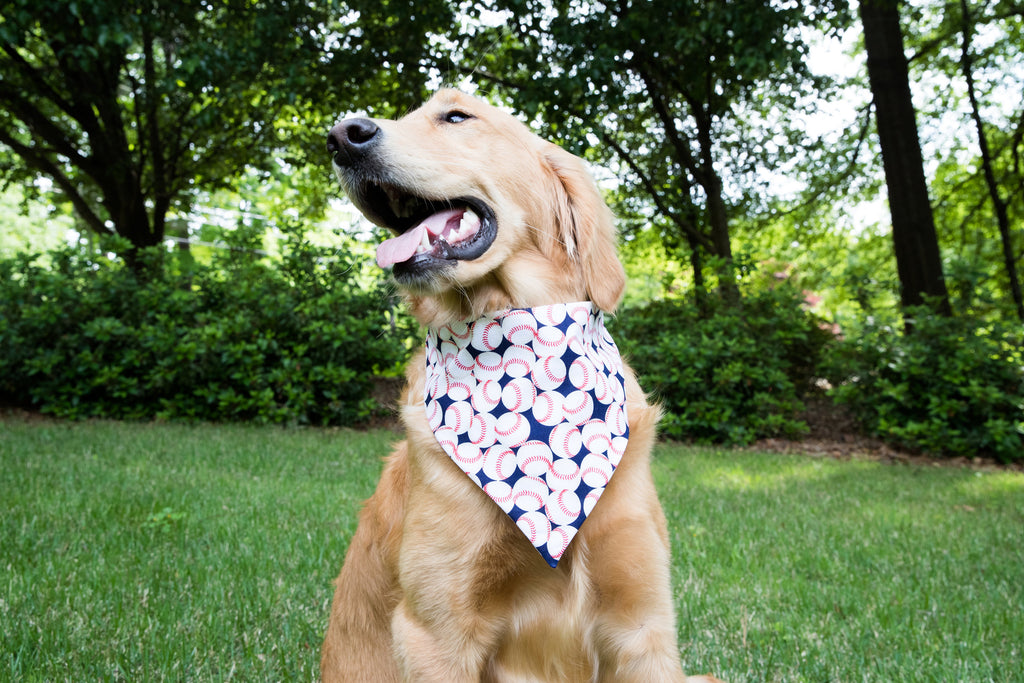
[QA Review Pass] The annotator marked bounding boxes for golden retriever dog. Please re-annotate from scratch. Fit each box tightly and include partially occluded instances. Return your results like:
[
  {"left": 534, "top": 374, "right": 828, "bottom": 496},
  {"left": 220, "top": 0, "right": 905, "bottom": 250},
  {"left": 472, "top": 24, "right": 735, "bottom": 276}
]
[{"left": 321, "top": 90, "right": 721, "bottom": 683}]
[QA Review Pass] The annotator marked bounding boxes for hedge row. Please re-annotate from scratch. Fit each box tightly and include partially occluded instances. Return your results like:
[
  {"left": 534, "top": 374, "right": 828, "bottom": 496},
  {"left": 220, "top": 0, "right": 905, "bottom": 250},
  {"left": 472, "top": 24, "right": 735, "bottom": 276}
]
[
  {"left": 611, "top": 289, "right": 1022, "bottom": 462},
  {"left": 3, "top": 244, "right": 1020, "bottom": 461},
  {"left": 611, "top": 286, "right": 835, "bottom": 445},
  {"left": 0, "top": 244, "right": 413, "bottom": 425},
  {"left": 826, "top": 309, "right": 1024, "bottom": 463}
]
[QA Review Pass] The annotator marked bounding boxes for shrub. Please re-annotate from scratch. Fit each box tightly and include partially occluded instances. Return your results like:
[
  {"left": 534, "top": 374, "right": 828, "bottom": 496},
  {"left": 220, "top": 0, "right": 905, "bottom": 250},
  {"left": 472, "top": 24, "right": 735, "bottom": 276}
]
[
  {"left": 826, "top": 309, "right": 1024, "bottom": 463},
  {"left": 0, "top": 241, "right": 414, "bottom": 425},
  {"left": 610, "top": 286, "right": 834, "bottom": 445}
]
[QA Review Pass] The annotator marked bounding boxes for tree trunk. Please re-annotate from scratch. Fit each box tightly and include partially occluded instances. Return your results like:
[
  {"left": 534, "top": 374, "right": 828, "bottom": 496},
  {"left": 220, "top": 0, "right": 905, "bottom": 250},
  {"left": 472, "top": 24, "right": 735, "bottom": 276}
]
[
  {"left": 693, "top": 107, "right": 741, "bottom": 306},
  {"left": 959, "top": 0, "right": 1024, "bottom": 322},
  {"left": 687, "top": 237, "right": 708, "bottom": 317},
  {"left": 860, "top": 0, "right": 952, "bottom": 319}
]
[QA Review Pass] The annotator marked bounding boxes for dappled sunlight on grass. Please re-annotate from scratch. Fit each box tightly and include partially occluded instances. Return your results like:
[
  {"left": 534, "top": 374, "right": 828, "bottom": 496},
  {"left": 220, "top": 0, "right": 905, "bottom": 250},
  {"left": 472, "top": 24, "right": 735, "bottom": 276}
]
[
  {"left": 658, "top": 448, "right": 845, "bottom": 493},
  {"left": 653, "top": 443, "right": 1024, "bottom": 681}
]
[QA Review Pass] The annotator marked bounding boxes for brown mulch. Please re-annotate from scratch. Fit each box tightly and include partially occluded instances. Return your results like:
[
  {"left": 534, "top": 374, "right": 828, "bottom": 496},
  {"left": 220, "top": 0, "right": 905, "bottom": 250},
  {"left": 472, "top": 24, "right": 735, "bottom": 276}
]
[{"left": 746, "top": 394, "right": 1023, "bottom": 473}]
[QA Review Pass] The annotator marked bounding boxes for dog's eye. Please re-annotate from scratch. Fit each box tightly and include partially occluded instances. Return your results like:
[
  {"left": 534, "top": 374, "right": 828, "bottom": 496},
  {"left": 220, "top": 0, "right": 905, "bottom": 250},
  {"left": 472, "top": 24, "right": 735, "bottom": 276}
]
[{"left": 442, "top": 110, "right": 473, "bottom": 124}]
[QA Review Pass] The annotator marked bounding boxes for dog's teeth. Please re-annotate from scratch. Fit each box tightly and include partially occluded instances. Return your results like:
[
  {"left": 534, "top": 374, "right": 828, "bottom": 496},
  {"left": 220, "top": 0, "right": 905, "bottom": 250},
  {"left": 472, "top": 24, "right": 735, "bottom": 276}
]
[
  {"left": 453, "top": 210, "right": 480, "bottom": 242},
  {"left": 415, "top": 230, "right": 431, "bottom": 254}
]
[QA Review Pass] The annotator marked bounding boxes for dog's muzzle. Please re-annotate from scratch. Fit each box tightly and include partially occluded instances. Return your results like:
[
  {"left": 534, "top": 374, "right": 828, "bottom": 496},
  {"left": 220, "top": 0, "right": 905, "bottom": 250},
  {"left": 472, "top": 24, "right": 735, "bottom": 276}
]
[{"left": 326, "top": 118, "right": 498, "bottom": 281}]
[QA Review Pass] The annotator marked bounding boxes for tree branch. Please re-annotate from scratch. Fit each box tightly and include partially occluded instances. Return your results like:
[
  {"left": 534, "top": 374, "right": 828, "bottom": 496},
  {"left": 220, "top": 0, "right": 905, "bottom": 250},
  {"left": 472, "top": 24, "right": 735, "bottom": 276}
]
[
  {"left": 450, "top": 64, "right": 526, "bottom": 93},
  {"left": 633, "top": 62, "right": 706, "bottom": 187},
  {"left": 0, "top": 40, "right": 78, "bottom": 121},
  {"left": 142, "top": 23, "right": 165, "bottom": 208},
  {"left": 597, "top": 129, "right": 713, "bottom": 251},
  {"left": 0, "top": 82, "right": 101, "bottom": 178},
  {"left": 0, "top": 129, "right": 111, "bottom": 237},
  {"left": 960, "top": 0, "right": 1023, "bottom": 320},
  {"left": 774, "top": 102, "right": 874, "bottom": 222}
]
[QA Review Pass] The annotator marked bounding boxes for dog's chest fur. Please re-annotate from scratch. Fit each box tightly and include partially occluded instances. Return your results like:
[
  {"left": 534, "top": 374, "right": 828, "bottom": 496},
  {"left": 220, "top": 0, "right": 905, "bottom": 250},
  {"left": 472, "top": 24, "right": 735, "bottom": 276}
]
[{"left": 397, "top": 351, "right": 617, "bottom": 679}]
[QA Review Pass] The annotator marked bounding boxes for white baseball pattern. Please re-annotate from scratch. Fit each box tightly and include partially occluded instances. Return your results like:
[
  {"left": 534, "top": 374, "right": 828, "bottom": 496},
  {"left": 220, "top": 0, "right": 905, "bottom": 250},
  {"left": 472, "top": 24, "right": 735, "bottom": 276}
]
[
  {"left": 532, "top": 391, "right": 564, "bottom": 427},
  {"left": 547, "top": 457, "right": 582, "bottom": 491},
  {"left": 516, "top": 440, "right": 553, "bottom": 477},
  {"left": 484, "top": 480, "right": 515, "bottom": 513},
  {"left": 495, "top": 411, "right": 530, "bottom": 448},
  {"left": 468, "top": 412, "right": 497, "bottom": 448},
  {"left": 483, "top": 445, "right": 516, "bottom": 481},
  {"left": 501, "top": 376, "right": 536, "bottom": 413},
  {"left": 534, "top": 356, "right": 567, "bottom": 392},
  {"left": 424, "top": 302, "right": 629, "bottom": 568},
  {"left": 546, "top": 489, "right": 582, "bottom": 526},
  {"left": 475, "top": 351, "right": 504, "bottom": 382},
  {"left": 534, "top": 325, "right": 568, "bottom": 358},
  {"left": 453, "top": 442, "right": 483, "bottom": 474},
  {"left": 562, "top": 390, "right": 594, "bottom": 426},
  {"left": 548, "top": 422, "right": 582, "bottom": 459},
  {"left": 471, "top": 379, "right": 502, "bottom": 413},
  {"left": 547, "top": 525, "right": 576, "bottom": 562},
  {"left": 472, "top": 320, "right": 503, "bottom": 351}
]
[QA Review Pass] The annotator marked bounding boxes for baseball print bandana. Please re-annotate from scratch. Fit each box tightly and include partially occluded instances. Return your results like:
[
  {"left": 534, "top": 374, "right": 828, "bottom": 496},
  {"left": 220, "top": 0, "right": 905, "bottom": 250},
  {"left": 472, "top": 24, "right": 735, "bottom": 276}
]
[{"left": 424, "top": 301, "right": 629, "bottom": 568}]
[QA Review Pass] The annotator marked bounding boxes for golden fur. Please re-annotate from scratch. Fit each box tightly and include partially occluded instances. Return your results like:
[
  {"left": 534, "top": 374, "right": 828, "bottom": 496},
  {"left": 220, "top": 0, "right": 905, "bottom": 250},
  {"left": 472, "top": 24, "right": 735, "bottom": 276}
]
[{"left": 321, "top": 90, "right": 721, "bottom": 683}]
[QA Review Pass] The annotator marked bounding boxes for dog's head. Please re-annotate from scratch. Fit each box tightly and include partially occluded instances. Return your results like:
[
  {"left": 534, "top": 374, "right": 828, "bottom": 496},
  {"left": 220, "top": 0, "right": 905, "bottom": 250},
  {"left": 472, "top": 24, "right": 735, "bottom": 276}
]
[{"left": 327, "top": 90, "right": 625, "bottom": 326}]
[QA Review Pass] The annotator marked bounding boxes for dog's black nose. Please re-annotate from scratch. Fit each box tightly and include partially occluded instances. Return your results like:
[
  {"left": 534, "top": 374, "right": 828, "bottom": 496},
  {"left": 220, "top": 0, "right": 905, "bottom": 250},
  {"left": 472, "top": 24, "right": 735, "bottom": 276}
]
[{"left": 327, "top": 118, "right": 380, "bottom": 165}]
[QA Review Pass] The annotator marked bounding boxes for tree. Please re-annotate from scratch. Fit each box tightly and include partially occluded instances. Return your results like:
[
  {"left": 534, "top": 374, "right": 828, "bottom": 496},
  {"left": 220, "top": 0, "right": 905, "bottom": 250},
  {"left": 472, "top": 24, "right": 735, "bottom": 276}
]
[
  {"left": 859, "top": 0, "right": 952, "bottom": 317},
  {"left": 460, "top": 0, "right": 849, "bottom": 306},
  {"left": 958, "top": 0, "right": 1023, "bottom": 321},
  {"left": 0, "top": 0, "right": 452, "bottom": 264},
  {"left": 885, "top": 0, "right": 1024, "bottom": 322}
]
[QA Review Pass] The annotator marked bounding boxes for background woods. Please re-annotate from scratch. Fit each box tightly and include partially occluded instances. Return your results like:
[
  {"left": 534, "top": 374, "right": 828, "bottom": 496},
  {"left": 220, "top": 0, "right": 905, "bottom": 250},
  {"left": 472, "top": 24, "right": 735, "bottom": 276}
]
[
  {"left": 0, "top": 0, "right": 453, "bottom": 257},
  {"left": 1, "top": 0, "right": 1022, "bottom": 461}
]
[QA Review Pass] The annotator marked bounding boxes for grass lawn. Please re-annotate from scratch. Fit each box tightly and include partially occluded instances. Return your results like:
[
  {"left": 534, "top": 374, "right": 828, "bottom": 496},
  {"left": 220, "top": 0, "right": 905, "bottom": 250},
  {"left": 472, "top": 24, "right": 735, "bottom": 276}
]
[{"left": 2, "top": 417, "right": 1022, "bottom": 682}]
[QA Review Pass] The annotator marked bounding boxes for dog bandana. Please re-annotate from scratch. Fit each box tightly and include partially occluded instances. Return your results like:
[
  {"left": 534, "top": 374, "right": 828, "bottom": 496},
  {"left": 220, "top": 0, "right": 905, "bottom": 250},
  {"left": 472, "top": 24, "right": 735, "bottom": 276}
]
[{"left": 424, "top": 301, "right": 629, "bottom": 568}]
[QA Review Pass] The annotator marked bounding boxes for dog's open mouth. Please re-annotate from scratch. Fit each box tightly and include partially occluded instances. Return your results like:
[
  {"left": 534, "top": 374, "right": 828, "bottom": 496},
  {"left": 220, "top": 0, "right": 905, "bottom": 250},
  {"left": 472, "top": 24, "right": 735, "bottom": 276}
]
[{"left": 351, "top": 181, "right": 496, "bottom": 274}]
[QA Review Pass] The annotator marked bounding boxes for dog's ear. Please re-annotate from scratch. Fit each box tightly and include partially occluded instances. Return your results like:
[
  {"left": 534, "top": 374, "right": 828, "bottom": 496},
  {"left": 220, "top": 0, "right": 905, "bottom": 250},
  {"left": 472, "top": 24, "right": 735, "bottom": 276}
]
[{"left": 543, "top": 146, "right": 626, "bottom": 312}]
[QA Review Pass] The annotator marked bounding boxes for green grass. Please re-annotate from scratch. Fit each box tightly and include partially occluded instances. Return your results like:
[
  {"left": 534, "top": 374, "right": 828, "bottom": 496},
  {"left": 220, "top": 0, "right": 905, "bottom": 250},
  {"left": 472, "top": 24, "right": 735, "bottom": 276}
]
[
  {"left": 2, "top": 418, "right": 1022, "bottom": 682},
  {"left": 660, "top": 451, "right": 1024, "bottom": 681}
]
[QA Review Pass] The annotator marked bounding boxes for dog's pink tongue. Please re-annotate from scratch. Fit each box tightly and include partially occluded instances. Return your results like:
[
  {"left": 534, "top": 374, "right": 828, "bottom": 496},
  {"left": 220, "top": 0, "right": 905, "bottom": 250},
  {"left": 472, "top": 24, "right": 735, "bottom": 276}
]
[
  {"left": 376, "top": 225, "right": 425, "bottom": 269},
  {"left": 375, "top": 208, "right": 464, "bottom": 269}
]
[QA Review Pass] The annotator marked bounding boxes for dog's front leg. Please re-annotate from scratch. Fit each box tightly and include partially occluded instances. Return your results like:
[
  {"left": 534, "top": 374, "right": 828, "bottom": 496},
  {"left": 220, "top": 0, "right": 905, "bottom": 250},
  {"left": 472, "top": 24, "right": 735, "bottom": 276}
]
[
  {"left": 321, "top": 446, "right": 409, "bottom": 683},
  {"left": 590, "top": 558, "right": 688, "bottom": 683},
  {"left": 388, "top": 467, "right": 517, "bottom": 683},
  {"left": 391, "top": 597, "right": 502, "bottom": 682},
  {"left": 587, "top": 482, "right": 688, "bottom": 681}
]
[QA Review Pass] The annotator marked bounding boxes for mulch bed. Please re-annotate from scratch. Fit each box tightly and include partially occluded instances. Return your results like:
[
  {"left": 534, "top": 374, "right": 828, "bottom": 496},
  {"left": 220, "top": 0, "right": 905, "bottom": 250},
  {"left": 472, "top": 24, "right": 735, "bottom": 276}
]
[{"left": 747, "top": 394, "right": 1023, "bottom": 473}]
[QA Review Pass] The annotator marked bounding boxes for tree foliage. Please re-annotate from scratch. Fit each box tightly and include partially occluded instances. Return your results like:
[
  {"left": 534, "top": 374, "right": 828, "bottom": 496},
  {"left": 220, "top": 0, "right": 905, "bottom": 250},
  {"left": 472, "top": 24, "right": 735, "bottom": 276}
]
[
  {"left": 2, "top": 0, "right": 1022, "bottom": 457},
  {"left": 0, "top": 0, "right": 452, "bottom": 261},
  {"left": 458, "top": 0, "right": 853, "bottom": 304},
  {"left": 902, "top": 0, "right": 1024, "bottom": 322}
]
